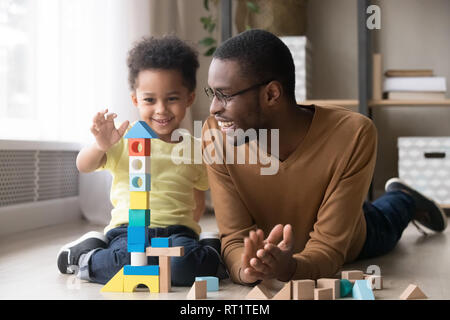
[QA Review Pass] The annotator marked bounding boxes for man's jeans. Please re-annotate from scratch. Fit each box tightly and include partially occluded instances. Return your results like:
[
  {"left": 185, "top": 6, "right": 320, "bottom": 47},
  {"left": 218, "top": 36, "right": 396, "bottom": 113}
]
[
  {"left": 79, "top": 225, "right": 222, "bottom": 286},
  {"left": 358, "top": 190, "right": 416, "bottom": 260}
]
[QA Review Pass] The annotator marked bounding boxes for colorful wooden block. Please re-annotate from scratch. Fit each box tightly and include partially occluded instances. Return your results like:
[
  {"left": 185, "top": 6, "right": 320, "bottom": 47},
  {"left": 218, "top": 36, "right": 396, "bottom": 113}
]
[
  {"left": 128, "top": 138, "right": 151, "bottom": 156},
  {"left": 340, "top": 279, "right": 353, "bottom": 297},
  {"left": 128, "top": 243, "right": 146, "bottom": 253},
  {"left": 352, "top": 280, "right": 375, "bottom": 300},
  {"left": 159, "top": 256, "right": 171, "bottom": 293},
  {"left": 124, "top": 265, "right": 159, "bottom": 276},
  {"left": 130, "top": 252, "right": 148, "bottom": 266},
  {"left": 129, "top": 156, "right": 151, "bottom": 174},
  {"left": 129, "top": 173, "right": 151, "bottom": 192},
  {"left": 128, "top": 209, "right": 150, "bottom": 227},
  {"left": 317, "top": 278, "right": 340, "bottom": 299},
  {"left": 314, "top": 287, "right": 334, "bottom": 300},
  {"left": 195, "top": 276, "right": 219, "bottom": 292},
  {"left": 187, "top": 280, "right": 207, "bottom": 300},
  {"left": 151, "top": 237, "right": 172, "bottom": 248},
  {"left": 146, "top": 246, "right": 184, "bottom": 257},
  {"left": 124, "top": 120, "right": 159, "bottom": 139},
  {"left": 129, "top": 191, "right": 150, "bottom": 209},
  {"left": 292, "top": 280, "right": 315, "bottom": 300},
  {"left": 127, "top": 226, "right": 149, "bottom": 246},
  {"left": 245, "top": 284, "right": 272, "bottom": 300},
  {"left": 341, "top": 270, "right": 364, "bottom": 281},
  {"left": 100, "top": 267, "right": 124, "bottom": 292},
  {"left": 272, "top": 281, "right": 292, "bottom": 300},
  {"left": 123, "top": 274, "right": 159, "bottom": 293},
  {"left": 399, "top": 284, "right": 427, "bottom": 300}
]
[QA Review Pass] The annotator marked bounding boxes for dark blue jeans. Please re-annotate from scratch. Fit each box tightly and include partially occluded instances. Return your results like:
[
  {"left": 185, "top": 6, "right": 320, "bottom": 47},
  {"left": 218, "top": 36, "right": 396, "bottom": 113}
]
[
  {"left": 87, "top": 225, "right": 222, "bottom": 286},
  {"left": 357, "top": 190, "right": 416, "bottom": 260}
]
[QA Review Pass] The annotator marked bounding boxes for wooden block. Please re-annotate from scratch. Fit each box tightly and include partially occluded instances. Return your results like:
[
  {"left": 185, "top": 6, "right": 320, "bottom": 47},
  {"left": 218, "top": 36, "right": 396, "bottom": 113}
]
[
  {"left": 129, "top": 156, "right": 151, "bottom": 174},
  {"left": 352, "top": 280, "right": 375, "bottom": 300},
  {"left": 245, "top": 284, "right": 272, "bottom": 300},
  {"left": 314, "top": 287, "right": 333, "bottom": 300},
  {"left": 124, "top": 265, "right": 159, "bottom": 276},
  {"left": 146, "top": 246, "right": 184, "bottom": 257},
  {"left": 159, "top": 256, "right": 171, "bottom": 293},
  {"left": 272, "top": 281, "right": 292, "bottom": 300},
  {"left": 127, "top": 226, "right": 149, "bottom": 246},
  {"left": 151, "top": 237, "right": 172, "bottom": 248},
  {"left": 399, "top": 284, "right": 427, "bottom": 300},
  {"left": 340, "top": 279, "right": 353, "bottom": 297},
  {"left": 127, "top": 243, "right": 146, "bottom": 253},
  {"left": 123, "top": 274, "right": 159, "bottom": 293},
  {"left": 292, "top": 280, "right": 315, "bottom": 300},
  {"left": 364, "top": 275, "right": 383, "bottom": 290},
  {"left": 128, "top": 209, "right": 150, "bottom": 227},
  {"left": 100, "top": 267, "right": 124, "bottom": 292},
  {"left": 124, "top": 121, "right": 159, "bottom": 139},
  {"left": 129, "top": 173, "right": 151, "bottom": 192},
  {"left": 128, "top": 138, "right": 151, "bottom": 156},
  {"left": 195, "top": 276, "right": 219, "bottom": 292},
  {"left": 341, "top": 270, "right": 364, "bottom": 281},
  {"left": 130, "top": 252, "right": 148, "bottom": 266},
  {"left": 317, "top": 278, "right": 340, "bottom": 299},
  {"left": 187, "top": 280, "right": 207, "bottom": 299},
  {"left": 129, "top": 191, "right": 150, "bottom": 210}
]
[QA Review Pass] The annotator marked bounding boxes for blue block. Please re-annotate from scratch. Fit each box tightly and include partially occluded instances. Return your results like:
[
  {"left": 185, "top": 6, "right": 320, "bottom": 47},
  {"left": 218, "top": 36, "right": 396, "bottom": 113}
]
[
  {"left": 127, "top": 226, "right": 149, "bottom": 246},
  {"left": 124, "top": 121, "right": 159, "bottom": 139},
  {"left": 124, "top": 265, "right": 159, "bottom": 276},
  {"left": 127, "top": 243, "right": 146, "bottom": 253},
  {"left": 352, "top": 280, "right": 375, "bottom": 300},
  {"left": 151, "top": 237, "right": 172, "bottom": 248},
  {"left": 195, "top": 276, "right": 219, "bottom": 292},
  {"left": 129, "top": 209, "right": 150, "bottom": 227},
  {"left": 129, "top": 174, "right": 151, "bottom": 192}
]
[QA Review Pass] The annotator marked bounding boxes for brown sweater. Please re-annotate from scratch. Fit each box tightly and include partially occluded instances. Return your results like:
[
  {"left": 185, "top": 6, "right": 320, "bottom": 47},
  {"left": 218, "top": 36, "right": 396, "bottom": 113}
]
[{"left": 201, "top": 104, "right": 378, "bottom": 284}]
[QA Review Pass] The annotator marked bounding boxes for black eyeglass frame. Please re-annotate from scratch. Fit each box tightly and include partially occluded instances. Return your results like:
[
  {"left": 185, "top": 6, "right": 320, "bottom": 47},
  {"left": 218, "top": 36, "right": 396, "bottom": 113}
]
[{"left": 204, "top": 79, "right": 273, "bottom": 106}]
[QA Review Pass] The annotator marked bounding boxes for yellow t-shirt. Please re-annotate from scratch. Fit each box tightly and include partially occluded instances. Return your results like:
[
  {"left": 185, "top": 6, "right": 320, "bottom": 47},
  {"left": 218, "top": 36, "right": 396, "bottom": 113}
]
[{"left": 99, "top": 125, "right": 209, "bottom": 235}]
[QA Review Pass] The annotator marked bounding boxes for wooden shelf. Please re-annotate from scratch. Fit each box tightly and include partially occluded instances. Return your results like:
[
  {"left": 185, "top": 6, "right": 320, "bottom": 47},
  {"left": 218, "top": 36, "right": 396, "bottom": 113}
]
[
  {"left": 302, "top": 99, "right": 359, "bottom": 107},
  {"left": 370, "top": 99, "right": 450, "bottom": 107}
]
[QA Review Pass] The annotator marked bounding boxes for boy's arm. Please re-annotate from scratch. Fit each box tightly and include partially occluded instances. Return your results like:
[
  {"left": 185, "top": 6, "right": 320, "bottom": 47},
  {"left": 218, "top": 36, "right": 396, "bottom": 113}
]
[
  {"left": 193, "top": 189, "right": 206, "bottom": 222},
  {"left": 76, "top": 143, "right": 107, "bottom": 173}
]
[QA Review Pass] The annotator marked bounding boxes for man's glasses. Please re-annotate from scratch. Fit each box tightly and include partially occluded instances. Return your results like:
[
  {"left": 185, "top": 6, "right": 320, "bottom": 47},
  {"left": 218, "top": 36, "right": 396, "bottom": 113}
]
[{"left": 204, "top": 80, "right": 273, "bottom": 107}]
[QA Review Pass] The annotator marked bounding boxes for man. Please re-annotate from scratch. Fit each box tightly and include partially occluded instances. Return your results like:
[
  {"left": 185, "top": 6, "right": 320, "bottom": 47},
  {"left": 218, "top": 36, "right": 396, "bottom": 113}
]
[{"left": 201, "top": 29, "right": 447, "bottom": 285}]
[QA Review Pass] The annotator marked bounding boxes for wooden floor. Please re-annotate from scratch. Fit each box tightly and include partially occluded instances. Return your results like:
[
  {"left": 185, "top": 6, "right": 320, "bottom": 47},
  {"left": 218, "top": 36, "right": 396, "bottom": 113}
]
[{"left": 1, "top": 212, "right": 449, "bottom": 300}]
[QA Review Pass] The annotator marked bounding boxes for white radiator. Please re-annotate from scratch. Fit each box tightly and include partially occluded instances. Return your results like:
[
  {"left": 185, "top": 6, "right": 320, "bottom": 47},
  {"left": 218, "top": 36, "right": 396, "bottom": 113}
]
[{"left": 0, "top": 140, "right": 83, "bottom": 236}]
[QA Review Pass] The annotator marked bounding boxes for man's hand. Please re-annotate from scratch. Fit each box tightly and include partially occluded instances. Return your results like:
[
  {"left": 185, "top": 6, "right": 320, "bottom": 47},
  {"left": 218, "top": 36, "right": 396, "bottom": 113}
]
[
  {"left": 240, "top": 224, "right": 297, "bottom": 283},
  {"left": 90, "top": 109, "right": 129, "bottom": 152}
]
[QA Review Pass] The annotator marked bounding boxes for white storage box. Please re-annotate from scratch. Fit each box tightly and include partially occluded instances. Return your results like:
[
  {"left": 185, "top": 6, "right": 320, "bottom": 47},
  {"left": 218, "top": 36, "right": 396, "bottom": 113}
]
[{"left": 398, "top": 137, "right": 450, "bottom": 206}]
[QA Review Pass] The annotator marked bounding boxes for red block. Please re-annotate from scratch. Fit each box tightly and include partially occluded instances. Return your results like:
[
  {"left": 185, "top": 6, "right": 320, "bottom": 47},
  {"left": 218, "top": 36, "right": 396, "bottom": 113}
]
[{"left": 128, "top": 138, "right": 151, "bottom": 156}]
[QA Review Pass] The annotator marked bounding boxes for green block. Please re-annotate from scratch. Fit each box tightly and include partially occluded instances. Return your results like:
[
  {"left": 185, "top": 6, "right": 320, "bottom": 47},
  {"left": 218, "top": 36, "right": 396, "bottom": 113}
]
[
  {"left": 340, "top": 279, "right": 353, "bottom": 297},
  {"left": 129, "top": 209, "right": 150, "bottom": 226}
]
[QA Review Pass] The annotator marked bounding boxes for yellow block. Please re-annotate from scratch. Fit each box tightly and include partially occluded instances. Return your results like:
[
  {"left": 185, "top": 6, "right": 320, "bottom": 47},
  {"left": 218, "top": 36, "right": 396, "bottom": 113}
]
[
  {"left": 124, "top": 275, "right": 159, "bottom": 293},
  {"left": 100, "top": 267, "right": 124, "bottom": 292},
  {"left": 130, "top": 191, "right": 150, "bottom": 209}
]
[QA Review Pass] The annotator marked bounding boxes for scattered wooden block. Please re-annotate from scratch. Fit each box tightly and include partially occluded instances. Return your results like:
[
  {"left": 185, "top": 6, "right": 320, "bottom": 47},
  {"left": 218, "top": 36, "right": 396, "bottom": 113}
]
[
  {"left": 292, "top": 280, "right": 315, "bottom": 300},
  {"left": 187, "top": 280, "right": 207, "bottom": 300},
  {"left": 272, "top": 281, "right": 292, "bottom": 300},
  {"left": 314, "top": 287, "right": 334, "bottom": 300},
  {"left": 364, "top": 274, "right": 383, "bottom": 290},
  {"left": 399, "top": 284, "right": 427, "bottom": 300},
  {"left": 341, "top": 270, "right": 364, "bottom": 281},
  {"left": 340, "top": 279, "right": 353, "bottom": 297},
  {"left": 246, "top": 284, "right": 272, "bottom": 300},
  {"left": 195, "top": 276, "right": 219, "bottom": 292},
  {"left": 317, "top": 278, "right": 340, "bottom": 299},
  {"left": 352, "top": 280, "right": 375, "bottom": 300}
]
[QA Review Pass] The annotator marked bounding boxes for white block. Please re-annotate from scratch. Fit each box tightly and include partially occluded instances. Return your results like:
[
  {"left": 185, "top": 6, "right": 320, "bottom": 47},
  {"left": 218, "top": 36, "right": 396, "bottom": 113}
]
[
  {"left": 131, "top": 252, "right": 148, "bottom": 266},
  {"left": 129, "top": 156, "right": 151, "bottom": 174}
]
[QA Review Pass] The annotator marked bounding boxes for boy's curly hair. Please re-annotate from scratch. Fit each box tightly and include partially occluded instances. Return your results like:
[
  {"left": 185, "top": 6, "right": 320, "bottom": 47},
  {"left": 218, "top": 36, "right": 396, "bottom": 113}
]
[{"left": 127, "top": 35, "right": 199, "bottom": 92}]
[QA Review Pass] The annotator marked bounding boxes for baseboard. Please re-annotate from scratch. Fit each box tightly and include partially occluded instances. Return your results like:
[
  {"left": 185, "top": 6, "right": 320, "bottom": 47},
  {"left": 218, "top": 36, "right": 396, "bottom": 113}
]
[{"left": 0, "top": 197, "right": 83, "bottom": 237}]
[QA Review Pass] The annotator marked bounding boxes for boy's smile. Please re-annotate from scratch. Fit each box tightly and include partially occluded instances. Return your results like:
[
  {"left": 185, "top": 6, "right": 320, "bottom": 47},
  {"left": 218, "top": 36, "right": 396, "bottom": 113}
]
[{"left": 131, "top": 69, "right": 195, "bottom": 143}]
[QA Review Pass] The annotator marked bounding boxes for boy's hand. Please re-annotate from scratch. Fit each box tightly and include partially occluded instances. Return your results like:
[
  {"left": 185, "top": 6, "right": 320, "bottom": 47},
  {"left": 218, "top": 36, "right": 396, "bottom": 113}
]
[
  {"left": 240, "top": 229, "right": 266, "bottom": 284},
  {"left": 90, "top": 109, "right": 129, "bottom": 152},
  {"left": 241, "top": 224, "right": 297, "bottom": 283}
]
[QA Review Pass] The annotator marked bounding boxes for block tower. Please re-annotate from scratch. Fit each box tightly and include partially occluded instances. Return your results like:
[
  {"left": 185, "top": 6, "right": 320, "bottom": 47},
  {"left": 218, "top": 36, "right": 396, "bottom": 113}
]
[{"left": 101, "top": 121, "right": 184, "bottom": 294}]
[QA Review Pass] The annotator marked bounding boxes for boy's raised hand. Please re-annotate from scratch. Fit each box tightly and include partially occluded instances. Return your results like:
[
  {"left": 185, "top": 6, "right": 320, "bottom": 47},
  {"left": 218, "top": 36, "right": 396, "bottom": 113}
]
[
  {"left": 241, "top": 224, "right": 297, "bottom": 283},
  {"left": 90, "top": 109, "right": 129, "bottom": 152}
]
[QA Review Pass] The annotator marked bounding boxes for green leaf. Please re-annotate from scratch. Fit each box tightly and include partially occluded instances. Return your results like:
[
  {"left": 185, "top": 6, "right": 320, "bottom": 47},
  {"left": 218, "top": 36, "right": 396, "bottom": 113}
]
[
  {"left": 199, "top": 37, "right": 217, "bottom": 47},
  {"left": 246, "top": 1, "right": 259, "bottom": 13},
  {"left": 204, "top": 47, "right": 216, "bottom": 56},
  {"left": 203, "top": 0, "right": 209, "bottom": 11},
  {"left": 245, "top": 25, "right": 252, "bottom": 30},
  {"left": 207, "top": 22, "right": 216, "bottom": 33}
]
